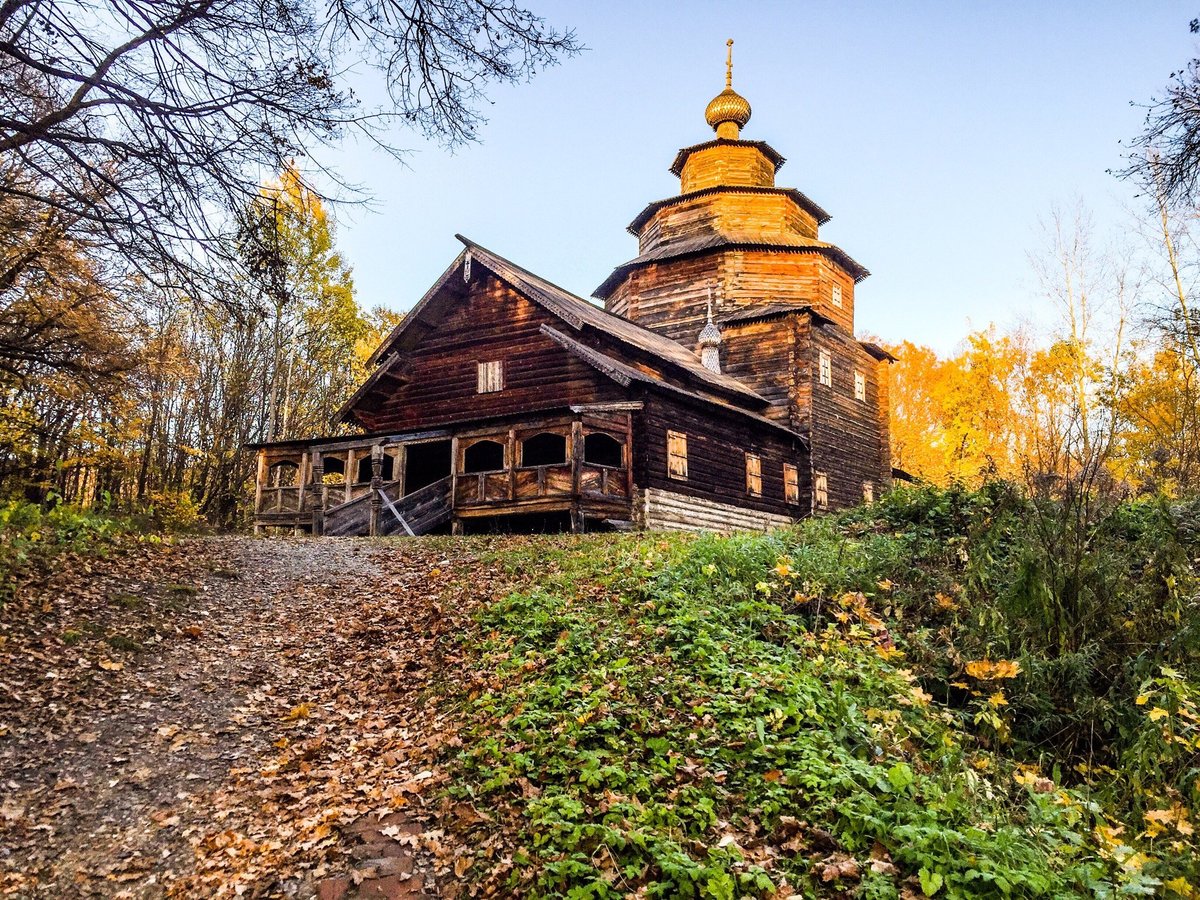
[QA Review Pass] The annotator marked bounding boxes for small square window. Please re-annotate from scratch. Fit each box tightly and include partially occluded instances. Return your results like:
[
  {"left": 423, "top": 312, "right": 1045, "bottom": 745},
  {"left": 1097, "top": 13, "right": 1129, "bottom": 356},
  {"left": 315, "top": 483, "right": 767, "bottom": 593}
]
[
  {"left": 667, "top": 430, "right": 688, "bottom": 480},
  {"left": 815, "top": 472, "right": 829, "bottom": 510},
  {"left": 783, "top": 463, "right": 800, "bottom": 505},
  {"left": 819, "top": 350, "right": 832, "bottom": 387},
  {"left": 854, "top": 370, "right": 866, "bottom": 401},
  {"left": 477, "top": 360, "right": 503, "bottom": 393},
  {"left": 831, "top": 284, "right": 843, "bottom": 308},
  {"left": 745, "top": 453, "right": 762, "bottom": 497},
  {"left": 862, "top": 481, "right": 874, "bottom": 504}
]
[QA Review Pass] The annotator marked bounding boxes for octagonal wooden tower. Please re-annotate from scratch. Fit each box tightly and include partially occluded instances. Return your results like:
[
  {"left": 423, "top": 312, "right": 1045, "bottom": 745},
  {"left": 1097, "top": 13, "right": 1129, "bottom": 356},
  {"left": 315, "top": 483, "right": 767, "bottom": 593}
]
[{"left": 595, "top": 42, "right": 893, "bottom": 508}]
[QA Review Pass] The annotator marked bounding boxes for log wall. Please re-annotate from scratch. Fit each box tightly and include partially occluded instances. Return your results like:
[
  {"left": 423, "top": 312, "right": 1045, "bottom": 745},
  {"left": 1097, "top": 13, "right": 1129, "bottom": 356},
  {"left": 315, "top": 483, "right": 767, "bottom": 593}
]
[
  {"left": 800, "top": 319, "right": 893, "bottom": 511},
  {"left": 678, "top": 144, "right": 777, "bottom": 192},
  {"left": 604, "top": 250, "right": 854, "bottom": 341},
  {"left": 633, "top": 393, "right": 806, "bottom": 520},
  {"left": 638, "top": 488, "right": 796, "bottom": 533},
  {"left": 354, "top": 275, "right": 625, "bottom": 432}
]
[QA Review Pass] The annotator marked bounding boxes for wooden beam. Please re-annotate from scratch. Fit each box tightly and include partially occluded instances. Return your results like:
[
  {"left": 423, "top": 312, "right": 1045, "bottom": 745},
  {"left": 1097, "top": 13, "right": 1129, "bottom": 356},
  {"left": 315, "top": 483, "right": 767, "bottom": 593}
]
[{"left": 254, "top": 450, "right": 266, "bottom": 535}]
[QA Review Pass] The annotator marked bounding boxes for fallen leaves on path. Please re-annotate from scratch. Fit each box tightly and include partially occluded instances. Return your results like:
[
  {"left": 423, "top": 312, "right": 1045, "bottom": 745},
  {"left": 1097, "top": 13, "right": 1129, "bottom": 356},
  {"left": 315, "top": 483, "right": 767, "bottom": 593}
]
[{"left": 0, "top": 535, "right": 507, "bottom": 898}]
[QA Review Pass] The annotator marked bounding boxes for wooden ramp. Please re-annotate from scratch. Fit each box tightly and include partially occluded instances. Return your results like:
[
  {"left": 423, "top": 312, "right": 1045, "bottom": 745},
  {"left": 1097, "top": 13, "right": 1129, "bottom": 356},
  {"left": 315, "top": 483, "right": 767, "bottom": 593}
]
[{"left": 323, "top": 476, "right": 452, "bottom": 537}]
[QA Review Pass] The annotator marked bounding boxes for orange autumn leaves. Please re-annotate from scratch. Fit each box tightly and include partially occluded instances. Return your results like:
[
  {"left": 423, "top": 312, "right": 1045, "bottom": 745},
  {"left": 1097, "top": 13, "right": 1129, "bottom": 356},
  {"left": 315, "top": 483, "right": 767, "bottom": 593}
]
[{"left": 883, "top": 330, "right": 1117, "bottom": 486}]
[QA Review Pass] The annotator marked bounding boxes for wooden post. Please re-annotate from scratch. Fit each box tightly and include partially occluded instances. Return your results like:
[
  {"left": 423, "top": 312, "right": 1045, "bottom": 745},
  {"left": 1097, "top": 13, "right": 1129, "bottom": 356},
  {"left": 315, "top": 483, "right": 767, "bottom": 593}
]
[
  {"left": 570, "top": 419, "right": 584, "bottom": 533},
  {"left": 310, "top": 451, "right": 325, "bottom": 537},
  {"left": 396, "top": 443, "right": 407, "bottom": 496},
  {"left": 507, "top": 428, "right": 517, "bottom": 500},
  {"left": 624, "top": 413, "right": 634, "bottom": 501},
  {"left": 369, "top": 443, "right": 383, "bottom": 537},
  {"left": 344, "top": 448, "right": 356, "bottom": 504},
  {"left": 295, "top": 451, "right": 309, "bottom": 524},
  {"left": 254, "top": 451, "right": 266, "bottom": 535},
  {"left": 449, "top": 435, "right": 461, "bottom": 535}
]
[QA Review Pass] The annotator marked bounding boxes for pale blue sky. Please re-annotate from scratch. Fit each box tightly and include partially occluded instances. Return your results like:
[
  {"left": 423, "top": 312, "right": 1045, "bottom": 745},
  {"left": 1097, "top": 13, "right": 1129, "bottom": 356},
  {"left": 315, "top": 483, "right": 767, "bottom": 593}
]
[{"left": 319, "top": 2, "right": 1196, "bottom": 353}]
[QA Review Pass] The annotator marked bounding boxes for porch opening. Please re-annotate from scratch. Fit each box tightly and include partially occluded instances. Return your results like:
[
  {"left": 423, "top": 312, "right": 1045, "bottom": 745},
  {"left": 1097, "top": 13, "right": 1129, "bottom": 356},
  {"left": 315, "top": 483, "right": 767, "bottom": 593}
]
[
  {"left": 520, "top": 432, "right": 567, "bottom": 467},
  {"left": 584, "top": 432, "right": 623, "bottom": 468},
  {"left": 405, "top": 440, "right": 451, "bottom": 493},
  {"left": 463, "top": 439, "right": 505, "bottom": 474},
  {"left": 322, "top": 455, "right": 345, "bottom": 484},
  {"left": 356, "top": 453, "right": 394, "bottom": 484},
  {"left": 268, "top": 461, "right": 299, "bottom": 486}
]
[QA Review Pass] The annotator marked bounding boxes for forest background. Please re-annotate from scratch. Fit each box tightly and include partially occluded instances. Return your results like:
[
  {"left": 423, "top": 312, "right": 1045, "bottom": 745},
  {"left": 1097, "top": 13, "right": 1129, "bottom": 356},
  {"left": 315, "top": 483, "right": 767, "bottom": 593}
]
[{"left": 1, "top": 3, "right": 1200, "bottom": 528}]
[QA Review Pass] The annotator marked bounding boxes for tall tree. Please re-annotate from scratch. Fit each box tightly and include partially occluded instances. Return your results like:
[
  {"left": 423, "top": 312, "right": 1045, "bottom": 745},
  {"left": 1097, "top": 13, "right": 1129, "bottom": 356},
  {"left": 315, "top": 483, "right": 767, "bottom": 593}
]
[{"left": 0, "top": 0, "right": 578, "bottom": 373}]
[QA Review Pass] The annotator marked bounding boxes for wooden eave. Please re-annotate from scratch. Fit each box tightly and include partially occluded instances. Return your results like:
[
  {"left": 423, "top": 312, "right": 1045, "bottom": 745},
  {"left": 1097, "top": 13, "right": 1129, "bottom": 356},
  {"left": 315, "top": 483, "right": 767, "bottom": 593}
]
[
  {"left": 719, "top": 302, "right": 837, "bottom": 329},
  {"left": 366, "top": 255, "right": 467, "bottom": 367},
  {"left": 540, "top": 324, "right": 808, "bottom": 446},
  {"left": 860, "top": 341, "right": 898, "bottom": 362},
  {"left": 594, "top": 237, "right": 871, "bottom": 300},
  {"left": 333, "top": 352, "right": 411, "bottom": 424},
  {"left": 668, "top": 138, "right": 786, "bottom": 176},
  {"left": 626, "top": 186, "right": 831, "bottom": 236}
]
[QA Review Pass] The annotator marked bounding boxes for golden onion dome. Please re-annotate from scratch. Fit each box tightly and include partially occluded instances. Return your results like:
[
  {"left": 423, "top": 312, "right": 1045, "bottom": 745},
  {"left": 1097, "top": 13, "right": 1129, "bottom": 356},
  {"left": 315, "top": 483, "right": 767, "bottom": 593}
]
[
  {"left": 705, "top": 87, "right": 752, "bottom": 131},
  {"left": 705, "top": 39, "right": 750, "bottom": 135}
]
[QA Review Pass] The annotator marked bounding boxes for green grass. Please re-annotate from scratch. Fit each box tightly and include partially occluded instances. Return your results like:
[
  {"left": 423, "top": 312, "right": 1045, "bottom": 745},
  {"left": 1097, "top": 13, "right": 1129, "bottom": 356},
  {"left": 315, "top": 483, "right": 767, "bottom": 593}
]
[{"left": 441, "top": 488, "right": 1200, "bottom": 898}]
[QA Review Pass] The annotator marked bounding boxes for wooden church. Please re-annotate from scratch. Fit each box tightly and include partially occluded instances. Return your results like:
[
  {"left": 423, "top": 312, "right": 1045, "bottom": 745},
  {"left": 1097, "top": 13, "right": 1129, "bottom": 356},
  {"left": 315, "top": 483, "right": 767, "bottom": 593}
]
[{"left": 250, "top": 43, "right": 894, "bottom": 536}]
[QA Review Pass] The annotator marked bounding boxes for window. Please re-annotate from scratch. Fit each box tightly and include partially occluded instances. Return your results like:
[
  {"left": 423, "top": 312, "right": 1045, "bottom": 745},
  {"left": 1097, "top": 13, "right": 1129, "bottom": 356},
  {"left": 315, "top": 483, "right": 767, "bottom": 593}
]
[
  {"left": 521, "top": 432, "right": 567, "bottom": 467},
  {"left": 854, "top": 370, "right": 866, "bottom": 401},
  {"left": 667, "top": 431, "right": 688, "bottom": 480},
  {"left": 463, "top": 439, "right": 505, "bottom": 473},
  {"left": 745, "top": 453, "right": 762, "bottom": 497},
  {"left": 819, "top": 350, "right": 832, "bottom": 387},
  {"left": 831, "top": 283, "right": 843, "bottom": 308},
  {"left": 814, "top": 472, "right": 829, "bottom": 510},
  {"left": 477, "top": 360, "right": 503, "bottom": 393},
  {"left": 584, "top": 432, "right": 623, "bottom": 468},
  {"left": 783, "top": 463, "right": 800, "bottom": 505},
  {"left": 862, "top": 481, "right": 875, "bottom": 504}
]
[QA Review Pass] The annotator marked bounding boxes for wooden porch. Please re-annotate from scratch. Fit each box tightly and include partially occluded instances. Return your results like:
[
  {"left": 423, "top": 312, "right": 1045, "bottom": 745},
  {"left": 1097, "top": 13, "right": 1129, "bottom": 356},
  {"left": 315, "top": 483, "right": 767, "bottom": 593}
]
[{"left": 250, "top": 406, "right": 635, "bottom": 536}]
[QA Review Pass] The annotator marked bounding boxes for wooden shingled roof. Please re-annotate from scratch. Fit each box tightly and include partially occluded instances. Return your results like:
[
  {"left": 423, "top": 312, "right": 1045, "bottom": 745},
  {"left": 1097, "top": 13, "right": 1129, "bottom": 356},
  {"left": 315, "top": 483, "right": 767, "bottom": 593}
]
[
  {"left": 627, "top": 185, "right": 831, "bottom": 236},
  {"left": 540, "top": 324, "right": 807, "bottom": 443},
  {"left": 593, "top": 234, "right": 871, "bottom": 300}
]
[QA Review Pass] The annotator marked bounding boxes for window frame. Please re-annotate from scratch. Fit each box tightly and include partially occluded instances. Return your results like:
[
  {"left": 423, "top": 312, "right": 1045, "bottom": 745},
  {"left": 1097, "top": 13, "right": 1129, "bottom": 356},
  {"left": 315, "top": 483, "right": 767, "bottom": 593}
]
[
  {"left": 666, "top": 430, "right": 688, "bottom": 480},
  {"left": 854, "top": 369, "right": 866, "bottom": 401},
  {"left": 783, "top": 463, "right": 800, "bottom": 505},
  {"left": 818, "top": 350, "right": 832, "bottom": 387},
  {"left": 745, "top": 452, "right": 762, "bottom": 497},
  {"left": 831, "top": 283, "right": 843, "bottom": 309},
  {"left": 862, "top": 481, "right": 874, "bottom": 504},
  {"left": 814, "top": 471, "right": 829, "bottom": 510},
  {"left": 476, "top": 359, "right": 504, "bottom": 394}
]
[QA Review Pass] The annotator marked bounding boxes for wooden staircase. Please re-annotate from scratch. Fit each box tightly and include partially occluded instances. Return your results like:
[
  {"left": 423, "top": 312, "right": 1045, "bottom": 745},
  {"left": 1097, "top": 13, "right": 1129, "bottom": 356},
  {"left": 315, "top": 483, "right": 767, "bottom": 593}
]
[{"left": 323, "top": 476, "right": 452, "bottom": 537}]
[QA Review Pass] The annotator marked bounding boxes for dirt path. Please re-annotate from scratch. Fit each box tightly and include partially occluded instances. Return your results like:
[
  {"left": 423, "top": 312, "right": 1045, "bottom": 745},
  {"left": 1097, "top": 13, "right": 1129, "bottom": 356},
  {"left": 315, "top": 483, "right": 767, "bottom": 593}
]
[{"left": 1, "top": 536, "right": 483, "bottom": 899}]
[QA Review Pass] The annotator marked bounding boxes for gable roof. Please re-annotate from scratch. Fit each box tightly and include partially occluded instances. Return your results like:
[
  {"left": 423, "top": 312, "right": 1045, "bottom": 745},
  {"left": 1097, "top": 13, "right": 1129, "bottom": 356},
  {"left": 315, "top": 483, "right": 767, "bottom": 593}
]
[{"left": 342, "top": 236, "right": 769, "bottom": 424}]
